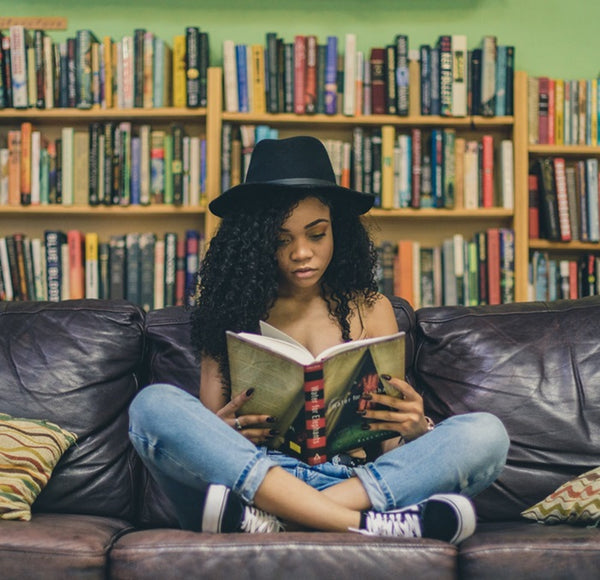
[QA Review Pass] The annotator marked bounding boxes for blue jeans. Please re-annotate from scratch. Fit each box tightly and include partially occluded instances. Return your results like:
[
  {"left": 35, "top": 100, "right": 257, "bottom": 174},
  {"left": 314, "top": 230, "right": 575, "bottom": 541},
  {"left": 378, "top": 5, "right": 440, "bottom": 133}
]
[{"left": 129, "top": 383, "right": 509, "bottom": 530}]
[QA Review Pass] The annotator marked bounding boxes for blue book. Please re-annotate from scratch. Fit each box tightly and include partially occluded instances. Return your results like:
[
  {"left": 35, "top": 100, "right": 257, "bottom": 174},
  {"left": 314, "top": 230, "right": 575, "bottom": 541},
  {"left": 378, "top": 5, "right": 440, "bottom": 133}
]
[
  {"left": 495, "top": 45, "right": 507, "bottom": 116},
  {"left": 430, "top": 129, "right": 443, "bottom": 207},
  {"left": 40, "top": 149, "right": 49, "bottom": 205},
  {"left": 235, "top": 44, "right": 249, "bottom": 113},
  {"left": 200, "top": 138, "right": 207, "bottom": 195},
  {"left": 324, "top": 36, "right": 338, "bottom": 115},
  {"left": 255, "top": 125, "right": 272, "bottom": 143},
  {"left": 44, "top": 230, "right": 66, "bottom": 302},
  {"left": 419, "top": 45, "right": 431, "bottom": 115},
  {"left": 130, "top": 136, "right": 141, "bottom": 205},
  {"left": 430, "top": 46, "right": 440, "bottom": 116}
]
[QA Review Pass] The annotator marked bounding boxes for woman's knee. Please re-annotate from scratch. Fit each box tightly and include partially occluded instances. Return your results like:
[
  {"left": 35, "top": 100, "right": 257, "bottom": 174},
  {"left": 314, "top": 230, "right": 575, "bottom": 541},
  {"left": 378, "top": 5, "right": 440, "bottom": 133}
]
[{"left": 129, "top": 383, "right": 187, "bottom": 431}]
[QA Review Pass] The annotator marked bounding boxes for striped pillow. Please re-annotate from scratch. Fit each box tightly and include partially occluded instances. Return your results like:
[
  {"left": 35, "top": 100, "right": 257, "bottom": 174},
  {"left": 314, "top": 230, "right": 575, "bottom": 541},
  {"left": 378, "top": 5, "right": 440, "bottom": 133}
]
[
  {"left": 0, "top": 412, "right": 77, "bottom": 521},
  {"left": 521, "top": 466, "right": 600, "bottom": 525}
]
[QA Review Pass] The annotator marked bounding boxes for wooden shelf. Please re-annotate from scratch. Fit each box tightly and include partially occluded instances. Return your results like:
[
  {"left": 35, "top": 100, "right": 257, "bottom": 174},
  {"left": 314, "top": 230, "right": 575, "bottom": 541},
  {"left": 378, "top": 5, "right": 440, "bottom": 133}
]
[
  {"left": 0, "top": 205, "right": 205, "bottom": 215},
  {"left": 529, "top": 144, "right": 600, "bottom": 155},
  {"left": 369, "top": 208, "right": 513, "bottom": 218},
  {"left": 222, "top": 111, "right": 513, "bottom": 128},
  {"left": 0, "top": 107, "right": 206, "bottom": 122},
  {"left": 529, "top": 239, "right": 600, "bottom": 251}
]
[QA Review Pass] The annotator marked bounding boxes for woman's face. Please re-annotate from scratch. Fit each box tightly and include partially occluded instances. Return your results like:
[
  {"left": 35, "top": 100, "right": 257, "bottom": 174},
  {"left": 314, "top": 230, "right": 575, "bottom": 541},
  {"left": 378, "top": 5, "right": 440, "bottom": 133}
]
[{"left": 275, "top": 196, "right": 334, "bottom": 293}]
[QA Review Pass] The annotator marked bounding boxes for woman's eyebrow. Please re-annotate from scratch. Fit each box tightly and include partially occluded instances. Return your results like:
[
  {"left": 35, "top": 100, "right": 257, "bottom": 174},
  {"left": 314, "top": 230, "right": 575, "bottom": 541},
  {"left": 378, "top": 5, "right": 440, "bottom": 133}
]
[{"left": 279, "top": 218, "right": 330, "bottom": 233}]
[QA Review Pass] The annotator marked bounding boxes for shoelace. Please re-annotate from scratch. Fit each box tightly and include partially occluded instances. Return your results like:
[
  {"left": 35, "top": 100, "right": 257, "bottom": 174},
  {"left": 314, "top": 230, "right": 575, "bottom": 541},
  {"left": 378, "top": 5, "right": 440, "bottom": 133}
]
[
  {"left": 365, "top": 509, "right": 423, "bottom": 537},
  {"left": 240, "top": 506, "right": 284, "bottom": 533}
]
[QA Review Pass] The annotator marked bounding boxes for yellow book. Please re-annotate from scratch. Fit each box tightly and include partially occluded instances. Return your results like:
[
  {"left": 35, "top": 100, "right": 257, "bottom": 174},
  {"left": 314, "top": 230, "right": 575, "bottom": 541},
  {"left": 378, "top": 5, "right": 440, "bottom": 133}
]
[
  {"left": 554, "top": 79, "right": 564, "bottom": 146},
  {"left": 85, "top": 232, "right": 99, "bottom": 299},
  {"left": 251, "top": 44, "right": 266, "bottom": 114},
  {"left": 381, "top": 125, "right": 395, "bottom": 209},
  {"left": 172, "top": 35, "right": 187, "bottom": 108},
  {"left": 73, "top": 132, "right": 89, "bottom": 206},
  {"left": 27, "top": 46, "right": 36, "bottom": 108},
  {"left": 103, "top": 36, "right": 113, "bottom": 108},
  {"left": 454, "top": 137, "right": 466, "bottom": 209}
]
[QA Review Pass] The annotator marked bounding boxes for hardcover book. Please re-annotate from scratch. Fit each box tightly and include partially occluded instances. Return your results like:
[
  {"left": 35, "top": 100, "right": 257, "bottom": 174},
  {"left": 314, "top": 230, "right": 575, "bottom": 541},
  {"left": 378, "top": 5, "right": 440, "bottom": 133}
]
[{"left": 228, "top": 323, "right": 405, "bottom": 466}]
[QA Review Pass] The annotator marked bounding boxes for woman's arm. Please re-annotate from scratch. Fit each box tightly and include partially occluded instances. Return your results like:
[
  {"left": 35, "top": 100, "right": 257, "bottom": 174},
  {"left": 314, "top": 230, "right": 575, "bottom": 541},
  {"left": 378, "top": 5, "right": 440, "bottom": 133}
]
[
  {"left": 199, "top": 354, "right": 229, "bottom": 412},
  {"left": 363, "top": 294, "right": 401, "bottom": 338}
]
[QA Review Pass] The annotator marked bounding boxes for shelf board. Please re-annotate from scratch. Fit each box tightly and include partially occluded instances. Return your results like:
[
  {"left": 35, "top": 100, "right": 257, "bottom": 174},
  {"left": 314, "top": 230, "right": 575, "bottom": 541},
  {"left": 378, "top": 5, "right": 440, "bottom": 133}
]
[
  {"left": 369, "top": 207, "right": 514, "bottom": 218},
  {"left": 529, "top": 144, "right": 600, "bottom": 155},
  {"left": 0, "top": 107, "right": 207, "bottom": 122},
  {"left": 529, "top": 239, "right": 600, "bottom": 251},
  {"left": 0, "top": 204, "right": 206, "bottom": 215},
  {"left": 222, "top": 112, "right": 513, "bottom": 128}
]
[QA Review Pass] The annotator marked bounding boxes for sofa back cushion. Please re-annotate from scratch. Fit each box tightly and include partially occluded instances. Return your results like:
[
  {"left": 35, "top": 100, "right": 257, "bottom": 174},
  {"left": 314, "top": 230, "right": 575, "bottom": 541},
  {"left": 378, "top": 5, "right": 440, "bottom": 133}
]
[
  {"left": 414, "top": 296, "right": 600, "bottom": 521},
  {"left": 137, "top": 297, "right": 415, "bottom": 528},
  {"left": 0, "top": 299, "right": 145, "bottom": 521}
]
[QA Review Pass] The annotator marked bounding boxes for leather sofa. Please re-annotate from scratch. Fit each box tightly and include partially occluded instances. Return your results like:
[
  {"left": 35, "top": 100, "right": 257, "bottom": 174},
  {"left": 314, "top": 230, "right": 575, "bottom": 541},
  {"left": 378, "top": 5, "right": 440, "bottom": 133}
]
[{"left": 0, "top": 296, "right": 598, "bottom": 579}]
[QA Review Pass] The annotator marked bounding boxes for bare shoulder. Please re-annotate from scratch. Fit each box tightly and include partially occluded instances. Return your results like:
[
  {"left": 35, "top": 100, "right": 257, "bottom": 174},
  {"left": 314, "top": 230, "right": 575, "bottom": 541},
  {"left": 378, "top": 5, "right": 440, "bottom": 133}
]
[{"left": 360, "top": 293, "right": 400, "bottom": 337}]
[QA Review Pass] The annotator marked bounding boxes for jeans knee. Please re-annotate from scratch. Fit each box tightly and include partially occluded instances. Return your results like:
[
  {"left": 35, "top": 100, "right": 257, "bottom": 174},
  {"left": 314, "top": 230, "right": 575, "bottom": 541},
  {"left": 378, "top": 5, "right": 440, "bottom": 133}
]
[
  {"left": 463, "top": 412, "right": 510, "bottom": 465},
  {"left": 129, "top": 383, "right": 181, "bottom": 432}
]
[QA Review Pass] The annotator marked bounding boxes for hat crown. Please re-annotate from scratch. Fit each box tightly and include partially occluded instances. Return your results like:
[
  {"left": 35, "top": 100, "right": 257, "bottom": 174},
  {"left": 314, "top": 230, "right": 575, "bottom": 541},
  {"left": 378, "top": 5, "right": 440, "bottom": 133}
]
[{"left": 244, "top": 136, "right": 336, "bottom": 185}]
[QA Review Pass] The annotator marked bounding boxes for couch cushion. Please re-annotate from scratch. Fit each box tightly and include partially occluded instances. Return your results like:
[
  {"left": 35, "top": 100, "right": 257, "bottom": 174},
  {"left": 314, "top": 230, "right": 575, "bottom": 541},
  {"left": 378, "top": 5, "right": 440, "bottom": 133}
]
[
  {"left": 459, "top": 521, "right": 600, "bottom": 579},
  {"left": 110, "top": 530, "right": 457, "bottom": 580},
  {"left": 414, "top": 296, "right": 600, "bottom": 521},
  {"left": 0, "top": 513, "right": 133, "bottom": 579},
  {"left": 0, "top": 300, "right": 145, "bottom": 521}
]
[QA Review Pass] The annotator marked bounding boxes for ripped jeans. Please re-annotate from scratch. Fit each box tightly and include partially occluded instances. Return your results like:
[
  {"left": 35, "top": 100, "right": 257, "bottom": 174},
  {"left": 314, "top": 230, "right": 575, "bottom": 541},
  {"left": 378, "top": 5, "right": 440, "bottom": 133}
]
[{"left": 129, "top": 383, "right": 509, "bottom": 530}]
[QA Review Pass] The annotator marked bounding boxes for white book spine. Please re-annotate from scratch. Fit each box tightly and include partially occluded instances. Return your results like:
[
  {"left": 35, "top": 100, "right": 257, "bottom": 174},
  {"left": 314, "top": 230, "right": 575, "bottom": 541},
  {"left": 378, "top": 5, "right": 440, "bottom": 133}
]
[
  {"left": 31, "top": 237, "right": 44, "bottom": 300},
  {"left": 451, "top": 35, "right": 467, "bottom": 117},
  {"left": 10, "top": 26, "right": 28, "bottom": 108},
  {"left": 501, "top": 139, "right": 514, "bottom": 209},
  {"left": 0, "top": 237, "right": 14, "bottom": 300},
  {"left": 43, "top": 35, "right": 54, "bottom": 109},
  {"left": 343, "top": 33, "right": 357, "bottom": 116},
  {"left": 464, "top": 140, "right": 479, "bottom": 209},
  {"left": 153, "top": 239, "right": 165, "bottom": 310},
  {"left": 139, "top": 125, "right": 151, "bottom": 204},
  {"left": 189, "top": 136, "right": 201, "bottom": 206},
  {"left": 61, "top": 127, "right": 74, "bottom": 205},
  {"left": 122, "top": 36, "right": 134, "bottom": 109},
  {"left": 223, "top": 40, "right": 239, "bottom": 112},
  {"left": 0, "top": 149, "right": 9, "bottom": 205}
]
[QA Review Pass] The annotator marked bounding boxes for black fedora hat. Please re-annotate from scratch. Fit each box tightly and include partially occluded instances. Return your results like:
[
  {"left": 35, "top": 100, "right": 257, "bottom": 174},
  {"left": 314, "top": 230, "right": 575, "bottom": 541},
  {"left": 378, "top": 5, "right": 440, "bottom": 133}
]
[{"left": 209, "top": 136, "right": 375, "bottom": 217}]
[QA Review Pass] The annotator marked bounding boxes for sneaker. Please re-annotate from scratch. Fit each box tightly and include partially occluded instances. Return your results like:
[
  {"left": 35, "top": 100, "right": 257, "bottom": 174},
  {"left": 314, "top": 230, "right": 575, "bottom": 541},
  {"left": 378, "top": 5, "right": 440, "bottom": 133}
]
[
  {"left": 355, "top": 493, "right": 476, "bottom": 544},
  {"left": 201, "top": 484, "right": 284, "bottom": 533}
]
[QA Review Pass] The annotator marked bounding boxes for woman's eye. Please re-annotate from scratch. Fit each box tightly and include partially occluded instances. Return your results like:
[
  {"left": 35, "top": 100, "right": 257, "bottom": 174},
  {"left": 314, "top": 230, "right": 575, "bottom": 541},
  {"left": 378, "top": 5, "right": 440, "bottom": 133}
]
[
  {"left": 310, "top": 233, "right": 326, "bottom": 241},
  {"left": 277, "top": 237, "right": 291, "bottom": 247}
]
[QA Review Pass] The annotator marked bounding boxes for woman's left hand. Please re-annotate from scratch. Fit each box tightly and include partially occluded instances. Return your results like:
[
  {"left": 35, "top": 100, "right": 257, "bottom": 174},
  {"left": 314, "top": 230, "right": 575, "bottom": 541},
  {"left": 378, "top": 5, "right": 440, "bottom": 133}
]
[{"left": 358, "top": 376, "right": 430, "bottom": 442}]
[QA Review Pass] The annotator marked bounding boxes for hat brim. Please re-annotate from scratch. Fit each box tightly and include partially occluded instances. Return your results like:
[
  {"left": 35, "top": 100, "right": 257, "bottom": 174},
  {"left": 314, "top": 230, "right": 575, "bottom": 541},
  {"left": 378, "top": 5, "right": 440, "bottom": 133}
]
[{"left": 209, "top": 182, "right": 375, "bottom": 217}]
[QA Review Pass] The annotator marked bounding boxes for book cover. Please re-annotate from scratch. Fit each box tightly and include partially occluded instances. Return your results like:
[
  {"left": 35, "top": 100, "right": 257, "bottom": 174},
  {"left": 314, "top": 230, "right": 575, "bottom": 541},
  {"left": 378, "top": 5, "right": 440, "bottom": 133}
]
[
  {"left": 552, "top": 157, "right": 572, "bottom": 242},
  {"left": 369, "top": 48, "right": 386, "bottom": 115},
  {"left": 229, "top": 324, "right": 405, "bottom": 465},
  {"left": 437, "top": 35, "right": 452, "bottom": 117},
  {"left": 305, "top": 35, "right": 317, "bottom": 114},
  {"left": 480, "top": 35, "right": 497, "bottom": 117},
  {"left": 394, "top": 34, "right": 409, "bottom": 116},
  {"left": 19, "top": 122, "right": 32, "bottom": 205},
  {"left": 9, "top": 25, "right": 30, "bottom": 109},
  {"left": 451, "top": 35, "right": 467, "bottom": 117},
  {"left": 85, "top": 232, "right": 99, "bottom": 299},
  {"left": 67, "top": 229, "right": 85, "bottom": 299},
  {"left": 185, "top": 27, "right": 201, "bottom": 108},
  {"left": 324, "top": 36, "right": 338, "bottom": 115},
  {"left": 343, "top": 33, "right": 357, "bottom": 116},
  {"left": 536, "top": 158, "right": 560, "bottom": 241}
]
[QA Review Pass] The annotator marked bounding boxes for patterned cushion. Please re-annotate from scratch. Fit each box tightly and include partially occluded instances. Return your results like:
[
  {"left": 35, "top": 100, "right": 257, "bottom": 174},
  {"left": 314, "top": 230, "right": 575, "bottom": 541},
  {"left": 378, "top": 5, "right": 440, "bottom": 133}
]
[
  {"left": 0, "top": 412, "right": 77, "bottom": 521},
  {"left": 521, "top": 466, "right": 600, "bottom": 525}
]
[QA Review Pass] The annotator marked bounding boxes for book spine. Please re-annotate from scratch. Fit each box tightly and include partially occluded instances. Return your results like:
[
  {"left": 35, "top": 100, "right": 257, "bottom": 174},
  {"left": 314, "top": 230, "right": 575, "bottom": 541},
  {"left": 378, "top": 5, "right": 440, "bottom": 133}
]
[
  {"left": 44, "top": 230, "right": 63, "bottom": 302},
  {"left": 20, "top": 122, "right": 32, "bottom": 205},
  {"left": 552, "top": 157, "right": 572, "bottom": 242},
  {"left": 481, "top": 134, "right": 494, "bottom": 207},
  {"left": 343, "top": 33, "right": 356, "bottom": 116},
  {"left": 172, "top": 35, "right": 187, "bottom": 108},
  {"left": 385, "top": 44, "right": 396, "bottom": 115},
  {"left": 438, "top": 35, "right": 452, "bottom": 116},
  {"left": 395, "top": 34, "right": 409, "bottom": 116},
  {"left": 419, "top": 45, "right": 431, "bottom": 115},
  {"left": 324, "top": 36, "right": 338, "bottom": 115},
  {"left": 480, "top": 36, "right": 497, "bottom": 117},
  {"left": 293, "top": 35, "right": 306, "bottom": 115},
  {"left": 164, "top": 232, "right": 177, "bottom": 307},
  {"left": 10, "top": 26, "right": 28, "bottom": 109},
  {"left": 451, "top": 35, "right": 467, "bottom": 117},
  {"left": 303, "top": 362, "right": 327, "bottom": 466},
  {"left": 305, "top": 35, "right": 317, "bottom": 114},
  {"left": 185, "top": 27, "right": 201, "bottom": 108},
  {"left": 85, "top": 232, "right": 99, "bottom": 299},
  {"left": 369, "top": 48, "right": 385, "bottom": 115},
  {"left": 235, "top": 44, "right": 249, "bottom": 113}
]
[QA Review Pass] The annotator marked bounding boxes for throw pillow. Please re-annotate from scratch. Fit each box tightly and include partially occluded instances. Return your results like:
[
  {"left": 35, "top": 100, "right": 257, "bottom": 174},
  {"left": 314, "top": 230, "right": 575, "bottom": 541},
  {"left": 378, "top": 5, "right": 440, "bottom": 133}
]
[
  {"left": 0, "top": 412, "right": 77, "bottom": 521},
  {"left": 521, "top": 466, "right": 600, "bottom": 525}
]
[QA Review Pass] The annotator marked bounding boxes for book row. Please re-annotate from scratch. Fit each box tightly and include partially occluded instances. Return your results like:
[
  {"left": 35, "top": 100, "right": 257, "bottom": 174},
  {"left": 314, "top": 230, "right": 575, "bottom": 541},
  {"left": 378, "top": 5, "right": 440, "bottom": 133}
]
[
  {"left": 0, "top": 230, "right": 205, "bottom": 310},
  {"left": 224, "top": 33, "right": 514, "bottom": 118},
  {"left": 529, "top": 251, "right": 599, "bottom": 302},
  {"left": 0, "top": 25, "right": 209, "bottom": 110},
  {"left": 376, "top": 228, "right": 515, "bottom": 309},
  {"left": 0, "top": 122, "right": 207, "bottom": 207},
  {"left": 529, "top": 157, "right": 600, "bottom": 242},
  {"left": 222, "top": 123, "right": 513, "bottom": 210},
  {"left": 528, "top": 76, "right": 600, "bottom": 146}
]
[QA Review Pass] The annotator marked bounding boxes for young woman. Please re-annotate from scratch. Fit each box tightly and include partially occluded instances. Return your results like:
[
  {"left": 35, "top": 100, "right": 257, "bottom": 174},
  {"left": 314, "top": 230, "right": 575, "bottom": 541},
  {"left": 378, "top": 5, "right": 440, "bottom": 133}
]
[{"left": 129, "top": 136, "right": 509, "bottom": 540}]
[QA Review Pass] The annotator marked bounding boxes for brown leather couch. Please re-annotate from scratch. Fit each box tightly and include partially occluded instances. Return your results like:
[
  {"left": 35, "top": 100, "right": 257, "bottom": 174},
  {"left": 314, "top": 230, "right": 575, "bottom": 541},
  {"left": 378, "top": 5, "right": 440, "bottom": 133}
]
[{"left": 0, "top": 296, "right": 598, "bottom": 579}]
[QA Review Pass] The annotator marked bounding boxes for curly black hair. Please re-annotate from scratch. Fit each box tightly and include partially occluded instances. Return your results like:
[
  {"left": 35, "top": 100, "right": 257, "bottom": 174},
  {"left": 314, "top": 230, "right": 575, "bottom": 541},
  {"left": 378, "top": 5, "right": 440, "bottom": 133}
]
[{"left": 190, "top": 190, "right": 379, "bottom": 387}]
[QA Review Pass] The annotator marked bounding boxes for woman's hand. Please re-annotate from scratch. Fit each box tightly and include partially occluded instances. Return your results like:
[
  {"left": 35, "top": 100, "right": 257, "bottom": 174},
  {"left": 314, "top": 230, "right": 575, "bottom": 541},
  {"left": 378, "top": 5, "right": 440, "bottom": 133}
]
[
  {"left": 358, "top": 376, "right": 430, "bottom": 442},
  {"left": 216, "top": 388, "right": 277, "bottom": 445}
]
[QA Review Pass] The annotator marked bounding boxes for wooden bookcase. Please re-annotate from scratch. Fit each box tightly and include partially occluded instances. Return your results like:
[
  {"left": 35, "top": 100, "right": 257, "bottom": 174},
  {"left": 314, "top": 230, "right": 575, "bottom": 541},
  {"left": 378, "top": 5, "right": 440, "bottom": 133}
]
[{"left": 1, "top": 67, "right": 531, "bottom": 303}]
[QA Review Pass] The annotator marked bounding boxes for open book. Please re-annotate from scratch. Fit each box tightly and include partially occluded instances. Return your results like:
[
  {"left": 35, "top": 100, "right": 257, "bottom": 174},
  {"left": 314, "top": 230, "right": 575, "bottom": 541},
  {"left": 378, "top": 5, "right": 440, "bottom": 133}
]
[{"left": 226, "top": 322, "right": 405, "bottom": 465}]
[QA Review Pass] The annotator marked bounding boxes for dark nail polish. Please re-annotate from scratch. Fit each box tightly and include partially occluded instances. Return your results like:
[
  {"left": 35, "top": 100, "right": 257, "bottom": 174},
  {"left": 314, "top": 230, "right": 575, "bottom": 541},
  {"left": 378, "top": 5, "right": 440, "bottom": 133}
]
[
  {"left": 266, "top": 416, "right": 276, "bottom": 423},
  {"left": 381, "top": 374, "right": 392, "bottom": 380},
  {"left": 356, "top": 410, "right": 367, "bottom": 416},
  {"left": 246, "top": 388, "right": 255, "bottom": 396},
  {"left": 361, "top": 394, "right": 372, "bottom": 401},
  {"left": 269, "top": 429, "right": 279, "bottom": 436},
  {"left": 361, "top": 422, "right": 371, "bottom": 431}
]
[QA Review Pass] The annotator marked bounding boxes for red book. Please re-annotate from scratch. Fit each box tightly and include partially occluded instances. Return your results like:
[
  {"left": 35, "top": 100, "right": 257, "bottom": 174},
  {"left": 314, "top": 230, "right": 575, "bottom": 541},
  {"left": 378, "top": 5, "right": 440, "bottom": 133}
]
[
  {"left": 486, "top": 228, "right": 501, "bottom": 305},
  {"left": 20, "top": 122, "right": 33, "bottom": 205},
  {"left": 528, "top": 174, "right": 540, "bottom": 239},
  {"left": 481, "top": 134, "right": 494, "bottom": 207},
  {"left": 304, "top": 35, "right": 317, "bottom": 114},
  {"left": 175, "top": 237, "right": 186, "bottom": 306},
  {"left": 547, "top": 79, "right": 555, "bottom": 145},
  {"left": 552, "top": 157, "right": 572, "bottom": 241},
  {"left": 569, "top": 261, "right": 579, "bottom": 299},
  {"left": 303, "top": 362, "right": 327, "bottom": 465},
  {"left": 293, "top": 35, "right": 306, "bottom": 114},
  {"left": 393, "top": 240, "right": 415, "bottom": 307},
  {"left": 369, "top": 48, "right": 385, "bottom": 115},
  {"left": 67, "top": 230, "right": 85, "bottom": 299}
]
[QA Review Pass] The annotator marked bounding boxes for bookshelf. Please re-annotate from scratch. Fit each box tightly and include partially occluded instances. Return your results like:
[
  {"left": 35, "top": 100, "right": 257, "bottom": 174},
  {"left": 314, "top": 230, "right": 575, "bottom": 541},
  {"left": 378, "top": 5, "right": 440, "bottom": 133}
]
[{"left": 215, "top": 67, "right": 530, "bottom": 303}]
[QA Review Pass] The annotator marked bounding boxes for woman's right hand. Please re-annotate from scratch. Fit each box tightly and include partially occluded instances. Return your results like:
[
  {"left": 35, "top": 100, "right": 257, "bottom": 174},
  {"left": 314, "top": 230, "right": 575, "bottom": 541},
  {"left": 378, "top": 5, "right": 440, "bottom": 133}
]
[{"left": 216, "top": 388, "right": 278, "bottom": 444}]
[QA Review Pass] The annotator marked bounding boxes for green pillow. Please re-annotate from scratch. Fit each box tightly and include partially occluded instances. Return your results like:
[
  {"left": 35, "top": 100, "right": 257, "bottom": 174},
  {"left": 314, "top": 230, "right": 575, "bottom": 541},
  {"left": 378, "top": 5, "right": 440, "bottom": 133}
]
[
  {"left": 521, "top": 466, "right": 600, "bottom": 525},
  {"left": 0, "top": 412, "right": 77, "bottom": 521}
]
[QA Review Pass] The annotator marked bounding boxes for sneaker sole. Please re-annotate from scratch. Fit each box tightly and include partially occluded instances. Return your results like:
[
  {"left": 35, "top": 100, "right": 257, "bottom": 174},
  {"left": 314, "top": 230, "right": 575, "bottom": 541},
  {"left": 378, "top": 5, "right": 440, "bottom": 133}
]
[
  {"left": 201, "top": 484, "right": 230, "bottom": 533},
  {"left": 423, "top": 494, "right": 476, "bottom": 544}
]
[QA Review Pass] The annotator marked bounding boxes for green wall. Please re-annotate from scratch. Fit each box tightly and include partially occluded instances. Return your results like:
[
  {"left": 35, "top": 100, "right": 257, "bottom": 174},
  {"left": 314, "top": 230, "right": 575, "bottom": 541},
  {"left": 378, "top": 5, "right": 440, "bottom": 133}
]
[{"left": 6, "top": 0, "right": 600, "bottom": 78}]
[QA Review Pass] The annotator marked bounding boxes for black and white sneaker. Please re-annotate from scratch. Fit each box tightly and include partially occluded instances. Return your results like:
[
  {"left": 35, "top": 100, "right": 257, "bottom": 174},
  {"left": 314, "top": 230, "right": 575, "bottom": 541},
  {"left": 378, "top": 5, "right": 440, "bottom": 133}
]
[
  {"left": 201, "top": 484, "right": 284, "bottom": 533},
  {"left": 355, "top": 493, "right": 476, "bottom": 544}
]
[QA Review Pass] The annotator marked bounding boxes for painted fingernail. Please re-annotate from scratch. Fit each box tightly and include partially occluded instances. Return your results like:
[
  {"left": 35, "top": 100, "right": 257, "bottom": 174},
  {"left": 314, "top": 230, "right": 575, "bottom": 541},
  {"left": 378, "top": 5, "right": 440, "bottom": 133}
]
[
  {"left": 361, "top": 394, "right": 373, "bottom": 401},
  {"left": 356, "top": 410, "right": 367, "bottom": 416},
  {"left": 361, "top": 422, "right": 371, "bottom": 431},
  {"left": 246, "top": 388, "right": 255, "bottom": 396},
  {"left": 381, "top": 374, "right": 392, "bottom": 380},
  {"left": 269, "top": 429, "right": 279, "bottom": 436},
  {"left": 266, "top": 416, "right": 276, "bottom": 423}
]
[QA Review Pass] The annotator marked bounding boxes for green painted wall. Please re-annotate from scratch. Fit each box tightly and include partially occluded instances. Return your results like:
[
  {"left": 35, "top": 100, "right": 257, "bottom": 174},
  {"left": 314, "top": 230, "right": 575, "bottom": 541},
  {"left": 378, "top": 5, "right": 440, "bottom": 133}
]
[{"left": 5, "top": 0, "right": 600, "bottom": 79}]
